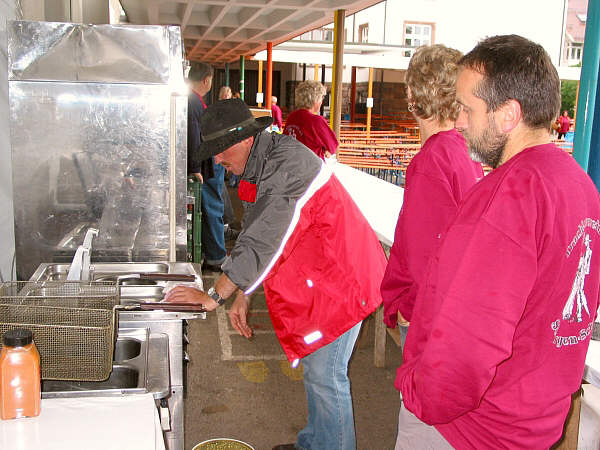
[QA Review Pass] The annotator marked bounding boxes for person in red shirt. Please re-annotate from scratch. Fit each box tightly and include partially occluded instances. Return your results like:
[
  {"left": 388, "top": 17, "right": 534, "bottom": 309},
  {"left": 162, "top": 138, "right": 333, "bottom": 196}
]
[
  {"left": 381, "top": 44, "right": 483, "bottom": 343},
  {"left": 394, "top": 34, "right": 600, "bottom": 449},
  {"left": 558, "top": 109, "right": 571, "bottom": 139},
  {"left": 284, "top": 80, "right": 338, "bottom": 160},
  {"left": 271, "top": 96, "right": 283, "bottom": 132}
]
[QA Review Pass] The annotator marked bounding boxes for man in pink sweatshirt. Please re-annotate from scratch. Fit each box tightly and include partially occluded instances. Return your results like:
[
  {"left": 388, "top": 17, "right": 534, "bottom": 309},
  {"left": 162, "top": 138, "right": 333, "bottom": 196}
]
[{"left": 394, "top": 34, "right": 600, "bottom": 449}]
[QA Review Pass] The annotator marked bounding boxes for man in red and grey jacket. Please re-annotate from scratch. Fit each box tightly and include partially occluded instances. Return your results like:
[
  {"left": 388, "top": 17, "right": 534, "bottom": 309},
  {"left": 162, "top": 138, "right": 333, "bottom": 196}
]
[
  {"left": 166, "top": 98, "right": 387, "bottom": 450},
  {"left": 393, "top": 35, "right": 600, "bottom": 450}
]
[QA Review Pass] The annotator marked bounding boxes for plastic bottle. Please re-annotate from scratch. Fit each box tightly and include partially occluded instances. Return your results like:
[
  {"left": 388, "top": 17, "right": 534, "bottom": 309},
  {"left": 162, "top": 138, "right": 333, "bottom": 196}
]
[{"left": 0, "top": 328, "right": 41, "bottom": 420}]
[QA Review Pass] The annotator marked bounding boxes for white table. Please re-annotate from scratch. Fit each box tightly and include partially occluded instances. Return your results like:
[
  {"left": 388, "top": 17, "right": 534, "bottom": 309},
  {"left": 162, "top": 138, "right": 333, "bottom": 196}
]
[
  {"left": 330, "top": 159, "right": 404, "bottom": 246},
  {"left": 1, "top": 393, "right": 165, "bottom": 450}
]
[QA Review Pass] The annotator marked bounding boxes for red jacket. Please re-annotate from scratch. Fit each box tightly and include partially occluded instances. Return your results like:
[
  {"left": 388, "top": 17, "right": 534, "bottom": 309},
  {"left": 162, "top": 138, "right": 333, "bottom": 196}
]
[
  {"left": 263, "top": 174, "right": 386, "bottom": 361},
  {"left": 223, "top": 132, "right": 386, "bottom": 362}
]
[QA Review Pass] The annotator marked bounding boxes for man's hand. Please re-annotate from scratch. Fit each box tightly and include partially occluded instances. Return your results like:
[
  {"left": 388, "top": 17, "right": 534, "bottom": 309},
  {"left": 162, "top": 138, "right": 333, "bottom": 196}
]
[
  {"left": 397, "top": 311, "right": 410, "bottom": 327},
  {"left": 192, "top": 173, "right": 203, "bottom": 183},
  {"left": 229, "top": 291, "right": 252, "bottom": 338},
  {"left": 164, "top": 286, "right": 218, "bottom": 311}
]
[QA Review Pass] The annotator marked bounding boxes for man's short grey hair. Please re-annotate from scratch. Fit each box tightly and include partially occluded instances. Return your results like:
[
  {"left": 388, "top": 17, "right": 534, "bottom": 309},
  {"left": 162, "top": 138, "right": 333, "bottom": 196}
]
[{"left": 188, "top": 62, "right": 213, "bottom": 82}]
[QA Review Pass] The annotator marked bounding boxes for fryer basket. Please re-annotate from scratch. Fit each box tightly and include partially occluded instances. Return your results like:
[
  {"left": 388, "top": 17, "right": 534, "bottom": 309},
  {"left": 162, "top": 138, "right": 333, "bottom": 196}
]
[{"left": 0, "top": 281, "right": 119, "bottom": 381}]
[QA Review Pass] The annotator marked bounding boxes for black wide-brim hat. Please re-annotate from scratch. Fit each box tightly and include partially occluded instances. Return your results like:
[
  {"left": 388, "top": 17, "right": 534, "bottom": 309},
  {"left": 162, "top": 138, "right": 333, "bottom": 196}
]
[{"left": 198, "top": 98, "right": 273, "bottom": 160}]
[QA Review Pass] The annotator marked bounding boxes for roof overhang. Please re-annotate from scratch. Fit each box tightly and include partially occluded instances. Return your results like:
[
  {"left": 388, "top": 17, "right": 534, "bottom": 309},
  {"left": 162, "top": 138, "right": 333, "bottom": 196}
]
[{"left": 119, "top": 0, "right": 383, "bottom": 64}]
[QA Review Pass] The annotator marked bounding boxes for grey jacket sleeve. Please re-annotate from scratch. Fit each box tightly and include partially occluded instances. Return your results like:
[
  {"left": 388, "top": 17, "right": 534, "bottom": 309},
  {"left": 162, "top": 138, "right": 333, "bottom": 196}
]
[{"left": 221, "top": 135, "right": 321, "bottom": 292}]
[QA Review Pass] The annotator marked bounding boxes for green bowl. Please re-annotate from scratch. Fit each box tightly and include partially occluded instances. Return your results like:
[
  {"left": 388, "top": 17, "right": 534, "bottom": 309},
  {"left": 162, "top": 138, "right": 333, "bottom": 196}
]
[{"left": 192, "top": 439, "right": 255, "bottom": 450}]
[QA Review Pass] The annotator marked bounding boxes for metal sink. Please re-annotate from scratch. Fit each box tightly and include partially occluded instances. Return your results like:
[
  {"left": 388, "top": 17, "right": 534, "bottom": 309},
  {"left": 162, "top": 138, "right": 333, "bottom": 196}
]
[
  {"left": 30, "top": 261, "right": 201, "bottom": 305},
  {"left": 31, "top": 262, "right": 171, "bottom": 281},
  {"left": 42, "top": 327, "right": 170, "bottom": 399}
]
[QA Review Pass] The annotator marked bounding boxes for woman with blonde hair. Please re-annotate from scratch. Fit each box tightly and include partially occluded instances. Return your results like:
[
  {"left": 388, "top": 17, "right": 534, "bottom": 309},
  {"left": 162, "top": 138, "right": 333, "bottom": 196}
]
[
  {"left": 381, "top": 45, "right": 483, "bottom": 384},
  {"left": 283, "top": 80, "right": 338, "bottom": 160},
  {"left": 218, "top": 85, "right": 232, "bottom": 100}
]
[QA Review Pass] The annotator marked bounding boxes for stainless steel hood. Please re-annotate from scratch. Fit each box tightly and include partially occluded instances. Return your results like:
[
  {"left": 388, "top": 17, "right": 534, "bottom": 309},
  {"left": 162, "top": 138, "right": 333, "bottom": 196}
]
[{"left": 8, "top": 21, "right": 189, "bottom": 279}]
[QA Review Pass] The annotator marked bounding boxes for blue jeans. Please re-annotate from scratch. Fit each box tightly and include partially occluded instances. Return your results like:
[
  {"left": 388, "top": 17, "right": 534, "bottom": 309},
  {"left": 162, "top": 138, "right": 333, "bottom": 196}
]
[
  {"left": 201, "top": 162, "right": 226, "bottom": 265},
  {"left": 297, "top": 322, "right": 362, "bottom": 450}
]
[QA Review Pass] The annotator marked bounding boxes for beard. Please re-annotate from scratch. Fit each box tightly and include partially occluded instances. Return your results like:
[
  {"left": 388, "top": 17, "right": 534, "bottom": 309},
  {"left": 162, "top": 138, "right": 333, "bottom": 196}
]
[{"left": 464, "top": 115, "right": 508, "bottom": 169}]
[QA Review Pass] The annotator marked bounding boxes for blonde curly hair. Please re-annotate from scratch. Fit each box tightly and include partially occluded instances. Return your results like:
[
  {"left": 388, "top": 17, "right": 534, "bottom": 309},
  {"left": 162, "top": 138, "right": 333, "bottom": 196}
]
[
  {"left": 406, "top": 44, "right": 463, "bottom": 123},
  {"left": 218, "top": 86, "right": 232, "bottom": 100},
  {"left": 294, "top": 80, "right": 326, "bottom": 110}
]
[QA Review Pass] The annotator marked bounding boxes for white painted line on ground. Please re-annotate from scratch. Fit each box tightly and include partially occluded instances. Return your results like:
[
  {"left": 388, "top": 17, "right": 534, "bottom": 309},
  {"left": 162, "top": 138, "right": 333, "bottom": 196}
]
[
  {"left": 216, "top": 305, "right": 285, "bottom": 361},
  {"left": 216, "top": 305, "right": 234, "bottom": 360}
]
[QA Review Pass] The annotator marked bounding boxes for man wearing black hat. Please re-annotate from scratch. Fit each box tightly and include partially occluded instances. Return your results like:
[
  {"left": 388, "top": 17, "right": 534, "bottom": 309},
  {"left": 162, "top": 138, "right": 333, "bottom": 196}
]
[
  {"left": 187, "top": 62, "right": 227, "bottom": 271},
  {"left": 167, "top": 98, "right": 387, "bottom": 450}
]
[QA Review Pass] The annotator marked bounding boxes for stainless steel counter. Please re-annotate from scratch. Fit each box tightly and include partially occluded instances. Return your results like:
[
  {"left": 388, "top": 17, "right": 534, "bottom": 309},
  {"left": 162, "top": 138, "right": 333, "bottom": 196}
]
[{"left": 30, "top": 261, "right": 204, "bottom": 450}]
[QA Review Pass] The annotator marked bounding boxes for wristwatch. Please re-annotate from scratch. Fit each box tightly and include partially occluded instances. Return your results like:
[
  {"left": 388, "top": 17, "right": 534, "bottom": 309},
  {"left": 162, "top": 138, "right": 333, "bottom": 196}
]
[{"left": 207, "top": 286, "right": 225, "bottom": 306}]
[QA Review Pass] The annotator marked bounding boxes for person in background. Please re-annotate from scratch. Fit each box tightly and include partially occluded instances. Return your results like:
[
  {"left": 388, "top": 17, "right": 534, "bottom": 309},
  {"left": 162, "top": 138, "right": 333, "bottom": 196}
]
[
  {"left": 271, "top": 96, "right": 283, "bottom": 132},
  {"left": 219, "top": 86, "right": 232, "bottom": 100},
  {"left": 558, "top": 109, "right": 571, "bottom": 140},
  {"left": 187, "top": 62, "right": 227, "bottom": 272},
  {"left": 187, "top": 62, "right": 213, "bottom": 182},
  {"left": 394, "top": 34, "right": 600, "bottom": 449},
  {"left": 216, "top": 85, "right": 238, "bottom": 235},
  {"left": 220, "top": 86, "right": 242, "bottom": 192},
  {"left": 233, "top": 91, "right": 241, "bottom": 99},
  {"left": 166, "top": 98, "right": 387, "bottom": 450},
  {"left": 284, "top": 80, "right": 338, "bottom": 160},
  {"left": 380, "top": 44, "right": 483, "bottom": 347}
]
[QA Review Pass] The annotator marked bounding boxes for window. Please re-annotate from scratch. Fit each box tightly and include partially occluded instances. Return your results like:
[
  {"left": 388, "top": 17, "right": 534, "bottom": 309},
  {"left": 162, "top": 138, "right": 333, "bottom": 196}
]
[
  {"left": 403, "top": 22, "right": 434, "bottom": 57},
  {"left": 567, "top": 42, "right": 583, "bottom": 64},
  {"left": 358, "top": 23, "right": 369, "bottom": 43}
]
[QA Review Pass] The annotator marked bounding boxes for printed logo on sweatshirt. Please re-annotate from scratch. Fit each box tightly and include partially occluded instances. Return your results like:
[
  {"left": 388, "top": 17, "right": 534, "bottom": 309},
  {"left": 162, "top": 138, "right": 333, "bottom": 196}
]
[
  {"left": 284, "top": 125, "right": 303, "bottom": 140},
  {"left": 552, "top": 218, "right": 600, "bottom": 348}
]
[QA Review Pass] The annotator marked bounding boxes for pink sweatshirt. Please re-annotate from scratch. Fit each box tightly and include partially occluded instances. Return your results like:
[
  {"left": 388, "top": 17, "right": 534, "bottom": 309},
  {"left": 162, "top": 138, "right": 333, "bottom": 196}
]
[
  {"left": 397, "top": 144, "right": 600, "bottom": 449},
  {"left": 381, "top": 129, "right": 483, "bottom": 325},
  {"left": 283, "top": 109, "right": 338, "bottom": 160}
]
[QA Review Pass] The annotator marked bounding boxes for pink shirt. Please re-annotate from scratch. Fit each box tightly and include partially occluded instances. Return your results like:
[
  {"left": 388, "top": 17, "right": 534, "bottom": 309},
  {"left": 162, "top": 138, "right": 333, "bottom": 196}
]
[
  {"left": 397, "top": 144, "right": 600, "bottom": 449},
  {"left": 271, "top": 104, "right": 283, "bottom": 129},
  {"left": 381, "top": 129, "right": 483, "bottom": 325},
  {"left": 559, "top": 115, "right": 571, "bottom": 133},
  {"left": 283, "top": 109, "right": 338, "bottom": 159}
]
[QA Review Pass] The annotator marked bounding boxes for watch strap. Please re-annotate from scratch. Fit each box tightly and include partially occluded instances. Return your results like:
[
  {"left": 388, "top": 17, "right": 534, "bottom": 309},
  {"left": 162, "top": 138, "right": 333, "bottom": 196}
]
[{"left": 207, "top": 287, "right": 225, "bottom": 306}]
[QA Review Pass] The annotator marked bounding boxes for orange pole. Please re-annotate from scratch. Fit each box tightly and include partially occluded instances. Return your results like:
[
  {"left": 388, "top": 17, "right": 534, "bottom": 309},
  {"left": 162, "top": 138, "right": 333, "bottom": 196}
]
[
  {"left": 314, "top": 64, "right": 320, "bottom": 81},
  {"left": 257, "top": 60, "right": 263, "bottom": 107},
  {"left": 266, "top": 42, "right": 273, "bottom": 109}
]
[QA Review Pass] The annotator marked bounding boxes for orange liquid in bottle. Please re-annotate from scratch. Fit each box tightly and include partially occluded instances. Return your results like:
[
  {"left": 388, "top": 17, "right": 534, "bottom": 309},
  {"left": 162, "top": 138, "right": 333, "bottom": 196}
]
[{"left": 0, "top": 328, "right": 41, "bottom": 420}]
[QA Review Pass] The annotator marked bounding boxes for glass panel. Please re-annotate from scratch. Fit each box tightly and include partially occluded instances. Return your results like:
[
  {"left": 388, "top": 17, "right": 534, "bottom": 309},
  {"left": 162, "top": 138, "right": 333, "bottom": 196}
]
[
  {"left": 404, "top": 50, "right": 412, "bottom": 57},
  {"left": 424, "top": 26, "right": 430, "bottom": 36},
  {"left": 415, "top": 39, "right": 420, "bottom": 46},
  {"left": 405, "top": 25, "right": 413, "bottom": 34},
  {"left": 415, "top": 26, "right": 421, "bottom": 34}
]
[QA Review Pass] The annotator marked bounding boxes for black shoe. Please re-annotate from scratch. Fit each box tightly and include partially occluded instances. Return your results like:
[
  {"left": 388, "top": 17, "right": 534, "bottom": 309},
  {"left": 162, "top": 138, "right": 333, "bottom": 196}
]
[
  {"left": 272, "top": 445, "right": 296, "bottom": 450},
  {"left": 201, "top": 262, "right": 223, "bottom": 273}
]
